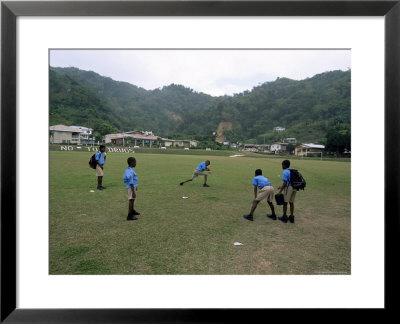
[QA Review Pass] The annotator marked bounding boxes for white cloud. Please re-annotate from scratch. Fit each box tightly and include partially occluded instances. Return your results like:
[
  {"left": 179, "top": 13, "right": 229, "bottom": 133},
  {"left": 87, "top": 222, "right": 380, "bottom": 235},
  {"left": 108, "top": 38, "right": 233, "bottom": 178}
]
[{"left": 50, "top": 49, "right": 351, "bottom": 96}]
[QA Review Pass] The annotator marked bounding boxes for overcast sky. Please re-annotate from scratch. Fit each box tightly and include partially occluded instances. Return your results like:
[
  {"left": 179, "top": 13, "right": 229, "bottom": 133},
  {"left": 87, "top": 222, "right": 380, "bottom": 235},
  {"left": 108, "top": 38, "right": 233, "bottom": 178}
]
[{"left": 50, "top": 49, "right": 350, "bottom": 96}]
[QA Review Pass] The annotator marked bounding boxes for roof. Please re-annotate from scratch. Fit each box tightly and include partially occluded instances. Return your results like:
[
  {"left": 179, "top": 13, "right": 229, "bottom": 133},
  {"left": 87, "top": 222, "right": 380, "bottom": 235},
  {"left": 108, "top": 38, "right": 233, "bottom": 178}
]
[
  {"left": 107, "top": 133, "right": 159, "bottom": 140},
  {"left": 301, "top": 143, "right": 325, "bottom": 149},
  {"left": 50, "top": 125, "right": 84, "bottom": 133},
  {"left": 162, "top": 138, "right": 198, "bottom": 142},
  {"left": 70, "top": 126, "right": 93, "bottom": 131}
]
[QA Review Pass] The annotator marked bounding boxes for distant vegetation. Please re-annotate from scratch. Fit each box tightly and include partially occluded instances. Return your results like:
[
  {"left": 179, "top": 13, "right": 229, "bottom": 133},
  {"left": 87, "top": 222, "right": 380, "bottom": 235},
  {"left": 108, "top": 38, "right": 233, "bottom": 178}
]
[{"left": 50, "top": 67, "right": 351, "bottom": 148}]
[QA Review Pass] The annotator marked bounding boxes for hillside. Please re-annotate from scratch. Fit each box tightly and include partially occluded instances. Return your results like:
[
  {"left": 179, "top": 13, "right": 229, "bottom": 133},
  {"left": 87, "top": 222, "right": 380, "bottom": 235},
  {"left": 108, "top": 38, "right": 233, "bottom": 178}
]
[
  {"left": 49, "top": 67, "right": 350, "bottom": 144},
  {"left": 51, "top": 67, "right": 214, "bottom": 135},
  {"left": 187, "top": 70, "right": 351, "bottom": 143}
]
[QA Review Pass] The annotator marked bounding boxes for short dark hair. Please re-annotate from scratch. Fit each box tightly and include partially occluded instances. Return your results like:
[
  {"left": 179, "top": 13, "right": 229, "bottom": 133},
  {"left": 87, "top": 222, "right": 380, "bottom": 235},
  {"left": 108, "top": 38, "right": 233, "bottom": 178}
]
[
  {"left": 99, "top": 145, "right": 106, "bottom": 150},
  {"left": 255, "top": 169, "right": 262, "bottom": 176},
  {"left": 282, "top": 160, "right": 290, "bottom": 168},
  {"left": 127, "top": 157, "right": 136, "bottom": 165}
]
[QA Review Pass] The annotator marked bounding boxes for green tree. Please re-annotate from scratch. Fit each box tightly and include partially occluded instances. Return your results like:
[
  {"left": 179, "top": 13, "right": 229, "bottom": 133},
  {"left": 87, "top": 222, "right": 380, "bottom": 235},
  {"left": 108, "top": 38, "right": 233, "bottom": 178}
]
[
  {"left": 94, "top": 121, "right": 118, "bottom": 136},
  {"left": 325, "top": 128, "right": 350, "bottom": 156}
]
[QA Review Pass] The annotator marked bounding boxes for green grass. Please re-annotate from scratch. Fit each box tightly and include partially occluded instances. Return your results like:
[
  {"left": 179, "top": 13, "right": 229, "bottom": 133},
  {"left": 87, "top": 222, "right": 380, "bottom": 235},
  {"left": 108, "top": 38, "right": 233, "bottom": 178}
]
[{"left": 49, "top": 151, "right": 351, "bottom": 275}]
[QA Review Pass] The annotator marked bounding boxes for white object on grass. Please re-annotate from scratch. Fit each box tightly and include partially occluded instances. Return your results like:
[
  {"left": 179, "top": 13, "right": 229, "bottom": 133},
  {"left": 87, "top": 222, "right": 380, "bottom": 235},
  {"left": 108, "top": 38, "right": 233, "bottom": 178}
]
[
  {"left": 89, "top": 190, "right": 95, "bottom": 193},
  {"left": 233, "top": 242, "right": 243, "bottom": 246},
  {"left": 182, "top": 196, "right": 189, "bottom": 199}
]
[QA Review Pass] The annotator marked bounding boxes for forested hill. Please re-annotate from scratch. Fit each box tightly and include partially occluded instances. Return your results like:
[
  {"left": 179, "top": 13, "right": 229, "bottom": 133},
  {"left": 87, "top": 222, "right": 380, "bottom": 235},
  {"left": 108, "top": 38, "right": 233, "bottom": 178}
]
[
  {"left": 50, "top": 67, "right": 215, "bottom": 136},
  {"left": 50, "top": 67, "right": 350, "bottom": 144}
]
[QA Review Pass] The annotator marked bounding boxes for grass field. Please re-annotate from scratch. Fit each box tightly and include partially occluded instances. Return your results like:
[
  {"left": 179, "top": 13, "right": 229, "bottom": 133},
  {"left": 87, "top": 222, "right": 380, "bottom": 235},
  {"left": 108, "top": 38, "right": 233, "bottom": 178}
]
[{"left": 49, "top": 150, "right": 351, "bottom": 275}]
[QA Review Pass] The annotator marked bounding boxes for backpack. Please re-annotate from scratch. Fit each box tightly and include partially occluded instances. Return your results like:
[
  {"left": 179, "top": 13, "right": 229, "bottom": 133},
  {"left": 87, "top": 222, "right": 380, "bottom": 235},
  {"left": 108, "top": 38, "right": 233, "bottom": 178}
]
[
  {"left": 89, "top": 153, "right": 97, "bottom": 169},
  {"left": 290, "top": 169, "right": 306, "bottom": 190}
]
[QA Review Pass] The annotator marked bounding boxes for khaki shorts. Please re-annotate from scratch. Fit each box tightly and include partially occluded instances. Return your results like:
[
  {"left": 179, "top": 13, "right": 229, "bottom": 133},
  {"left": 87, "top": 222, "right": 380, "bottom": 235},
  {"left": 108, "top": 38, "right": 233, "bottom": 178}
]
[
  {"left": 283, "top": 186, "right": 296, "bottom": 203},
  {"left": 96, "top": 164, "right": 104, "bottom": 176},
  {"left": 127, "top": 187, "right": 136, "bottom": 200},
  {"left": 192, "top": 170, "right": 206, "bottom": 179},
  {"left": 255, "top": 186, "right": 275, "bottom": 202}
]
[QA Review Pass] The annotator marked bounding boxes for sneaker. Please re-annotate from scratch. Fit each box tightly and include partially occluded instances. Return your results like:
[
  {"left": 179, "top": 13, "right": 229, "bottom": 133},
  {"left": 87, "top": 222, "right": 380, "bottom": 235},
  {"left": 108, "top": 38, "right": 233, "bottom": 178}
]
[
  {"left": 203, "top": 184, "right": 210, "bottom": 187},
  {"left": 100, "top": 186, "right": 106, "bottom": 189},
  {"left": 267, "top": 214, "right": 277, "bottom": 220},
  {"left": 97, "top": 186, "right": 103, "bottom": 190},
  {"left": 278, "top": 215, "right": 288, "bottom": 223},
  {"left": 289, "top": 215, "right": 295, "bottom": 223},
  {"left": 133, "top": 210, "right": 140, "bottom": 216},
  {"left": 127, "top": 214, "right": 138, "bottom": 221},
  {"left": 180, "top": 182, "right": 184, "bottom": 186},
  {"left": 243, "top": 214, "right": 254, "bottom": 221}
]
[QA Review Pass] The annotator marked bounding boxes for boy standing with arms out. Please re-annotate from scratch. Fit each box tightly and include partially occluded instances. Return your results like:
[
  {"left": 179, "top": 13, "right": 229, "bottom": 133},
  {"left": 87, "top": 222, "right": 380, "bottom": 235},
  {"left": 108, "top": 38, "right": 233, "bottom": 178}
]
[
  {"left": 277, "top": 159, "right": 296, "bottom": 223},
  {"left": 243, "top": 169, "right": 276, "bottom": 221},
  {"left": 180, "top": 160, "right": 212, "bottom": 187},
  {"left": 95, "top": 145, "right": 106, "bottom": 190},
  {"left": 123, "top": 157, "right": 141, "bottom": 221}
]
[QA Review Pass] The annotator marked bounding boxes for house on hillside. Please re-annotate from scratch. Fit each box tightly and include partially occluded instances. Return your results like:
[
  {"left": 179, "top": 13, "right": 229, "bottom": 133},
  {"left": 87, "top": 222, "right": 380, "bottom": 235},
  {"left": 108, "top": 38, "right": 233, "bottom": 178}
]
[
  {"left": 104, "top": 132, "right": 159, "bottom": 148},
  {"left": 295, "top": 143, "right": 325, "bottom": 157},
  {"left": 270, "top": 142, "right": 288, "bottom": 153},
  {"left": 284, "top": 137, "right": 297, "bottom": 144},
  {"left": 49, "top": 125, "right": 85, "bottom": 144},
  {"left": 161, "top": 138, "right": 198, "bottom": 149},
  {"left": 273, "top": 126, "right": 285, "bottom": 132}
]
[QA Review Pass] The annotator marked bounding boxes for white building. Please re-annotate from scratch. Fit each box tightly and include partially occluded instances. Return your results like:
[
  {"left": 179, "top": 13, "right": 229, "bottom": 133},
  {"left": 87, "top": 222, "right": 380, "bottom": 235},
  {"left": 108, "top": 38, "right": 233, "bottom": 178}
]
[
  {"left": 270, "top": 142, "right": 288, "bottom": 152},
  {"left": 295, "top": 143, "right": 325, "bottom": 157},
  {"left": 70, "top": 126, "right": 93, "bottom": 142},
  {"left": 49, "top": 125, "right": 84, "bottom": 144},
  {"left": 273, "top": 126, "right": 286, "bottom": 132}
]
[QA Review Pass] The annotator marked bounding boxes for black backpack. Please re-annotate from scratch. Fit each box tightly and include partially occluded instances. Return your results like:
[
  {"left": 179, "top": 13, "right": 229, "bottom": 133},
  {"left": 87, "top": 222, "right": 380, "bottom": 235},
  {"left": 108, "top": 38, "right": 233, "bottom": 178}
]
[
  {"left": 89, "top": 154, "right": 97, "bottom": 169},
  {"left": 290, "top": 169, "right": 306, "bottom": 190}
]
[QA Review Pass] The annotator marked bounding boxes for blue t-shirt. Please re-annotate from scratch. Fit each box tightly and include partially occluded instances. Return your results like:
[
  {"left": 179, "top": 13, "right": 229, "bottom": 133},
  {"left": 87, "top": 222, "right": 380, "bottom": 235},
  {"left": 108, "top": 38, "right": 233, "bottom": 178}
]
[
  {"left": 95, "top": 151, "right": 105, "bottom": 165},
  {"left": 123, "top": 166, "right": 138, "bottom": 189},
  {"left": 282, "top": 168, "right": 291, "bottom": 187},
  {"left": 196, "top": 162, "right": 208, "bottom": 171},
  {"left": 252, "top": 175, "right": 272, "bottom": 189}
]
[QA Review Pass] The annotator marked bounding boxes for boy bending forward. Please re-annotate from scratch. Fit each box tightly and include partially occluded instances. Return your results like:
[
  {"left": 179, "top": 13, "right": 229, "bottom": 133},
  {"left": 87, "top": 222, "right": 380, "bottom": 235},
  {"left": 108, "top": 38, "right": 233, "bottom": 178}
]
[{"left": 243, "top": 169, "right": 276, "bottom": 221}]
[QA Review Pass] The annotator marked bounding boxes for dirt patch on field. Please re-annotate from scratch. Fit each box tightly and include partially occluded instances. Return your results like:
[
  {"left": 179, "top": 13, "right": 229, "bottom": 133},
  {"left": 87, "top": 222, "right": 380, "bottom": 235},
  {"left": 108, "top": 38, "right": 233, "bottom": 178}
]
[{"left": 216, "top": 121, "right": 232, "bottom": 143}]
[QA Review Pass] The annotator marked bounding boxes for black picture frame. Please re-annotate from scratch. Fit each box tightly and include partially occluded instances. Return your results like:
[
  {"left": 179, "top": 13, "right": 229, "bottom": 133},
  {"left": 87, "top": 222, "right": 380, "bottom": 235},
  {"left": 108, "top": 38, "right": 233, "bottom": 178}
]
[{"left": 1, "top": 0, "right": 399, "bottom": 322}]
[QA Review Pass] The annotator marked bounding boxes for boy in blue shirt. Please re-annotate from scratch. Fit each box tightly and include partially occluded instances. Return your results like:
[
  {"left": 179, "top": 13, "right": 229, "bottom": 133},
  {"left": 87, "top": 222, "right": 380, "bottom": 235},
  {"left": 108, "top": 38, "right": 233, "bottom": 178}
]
[
  {"left": 276, "top": 160, "right": 296, "bottom": 223},
  {"left": 180, "top": 160, "right": 212, "bottom": 187},
  {"left": 95, "top": 145, "right": 106, "bottom": 190},
  {"left": 123, "top": 157, "right": 140, "bottom": 221},
  {"left": 243, "top": 169, "right": 276, "bottom": 221}
]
